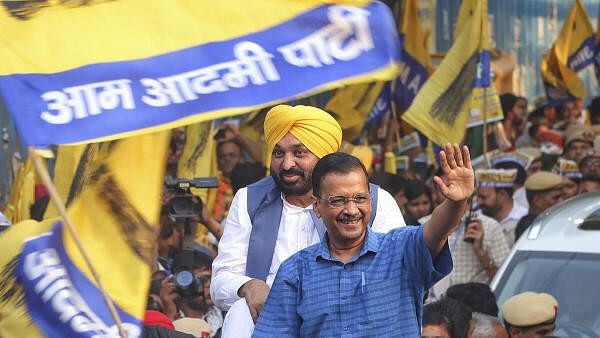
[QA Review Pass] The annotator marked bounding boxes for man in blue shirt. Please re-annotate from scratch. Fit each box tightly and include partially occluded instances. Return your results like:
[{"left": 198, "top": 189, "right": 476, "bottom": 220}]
[{"left": 253, "top": 143, "right": 474, "bottom": 337}]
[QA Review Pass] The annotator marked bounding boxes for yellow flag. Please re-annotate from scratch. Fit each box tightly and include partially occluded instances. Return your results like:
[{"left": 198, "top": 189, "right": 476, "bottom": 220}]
[
  {"left": 541, "top": 0, "right": 594, "bottom": 101},
  {"left": 325, "top": 81, "right": 386, "bottom": 141},
  {"left": 0, "top": 131, "right": 169, "bottom": 337},
  {"left": 176, "top": 121, "right": 221, "bottom": 247},
  {"left": 177, "top": 121, "right": 218, "bottom": 202},
  {"left": 455, "top": 0, "right": 478, "bottom": 38},
  {"left": 44, "top": 143, "right": 106, "bottom": 218},
  {"left": 0, "top": 0, "right": 401, "bottom": 148},
  {"left": 4, "top": 157, "right": 36, "bottom": 223},
  {"left": 401, "top": 0, "right": 502, "bottom": 145}
]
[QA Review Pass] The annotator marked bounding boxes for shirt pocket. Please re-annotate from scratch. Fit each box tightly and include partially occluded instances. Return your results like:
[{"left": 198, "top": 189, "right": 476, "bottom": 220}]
[{"left": 358, "top": 278, "right": 405, "bottom": 332}]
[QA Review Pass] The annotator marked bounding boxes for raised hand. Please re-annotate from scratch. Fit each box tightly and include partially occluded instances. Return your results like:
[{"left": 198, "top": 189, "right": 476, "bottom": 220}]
[{"left": 433, "top": 143, "right": 474, "bottom": 202}]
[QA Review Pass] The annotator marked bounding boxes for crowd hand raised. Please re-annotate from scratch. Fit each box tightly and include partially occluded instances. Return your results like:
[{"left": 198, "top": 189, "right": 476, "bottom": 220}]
[
  {"left": 433, "top": 143, "right": 475, "bottom": 203},
  {"left": 464, "top": 218, "right": 485, "bottom": 252},
  {"left": 238, "top": 279, "right": 270, "bottom": 323},
  {"left": 217, "top": 123, "right": 241, "bottom": 143}
]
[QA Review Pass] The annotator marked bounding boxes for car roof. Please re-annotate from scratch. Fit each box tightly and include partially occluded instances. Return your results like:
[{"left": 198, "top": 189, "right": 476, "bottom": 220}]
[{"left": 513, "top": 191, "right": 600, "bottom": 254}]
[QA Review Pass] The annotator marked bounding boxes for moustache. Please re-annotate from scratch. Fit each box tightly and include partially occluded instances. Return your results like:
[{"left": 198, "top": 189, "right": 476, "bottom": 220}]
[
  {"left": 337, "top": 213, "right": 363, "bottom": 223},
  {"left": 279, "top": 167, "right": 304, "bottom": 178}
]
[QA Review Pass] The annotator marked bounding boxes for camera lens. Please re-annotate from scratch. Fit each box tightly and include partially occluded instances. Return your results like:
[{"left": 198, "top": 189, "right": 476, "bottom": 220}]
[{"left": 175, "top": 270, "right": 194, "bottom": 288}]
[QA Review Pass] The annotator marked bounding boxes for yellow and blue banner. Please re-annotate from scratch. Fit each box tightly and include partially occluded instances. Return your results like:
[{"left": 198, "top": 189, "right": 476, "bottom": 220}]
[
  {"left": 0, "top": 0, "right": 401, "bottom": 147},
  {"left": 394, "top": 0, "right": 434, "bottom": 111},
  {"left": 0, "top": 131, "right": 169, "bottom": 338},
  {"left": 541, "top": 0, "right": 595, "bottom": 102},
  {"left": 401, "top": 0, "right": 502, "bottom": 146},
  {"left": 365, "top": 82, "right": 392, "bottom": 126}
]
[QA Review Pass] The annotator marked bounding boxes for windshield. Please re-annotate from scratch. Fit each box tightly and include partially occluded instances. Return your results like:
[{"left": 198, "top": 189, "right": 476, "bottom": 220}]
[{"left": 495, "top": 251, "right": 600, "bottom": 337}]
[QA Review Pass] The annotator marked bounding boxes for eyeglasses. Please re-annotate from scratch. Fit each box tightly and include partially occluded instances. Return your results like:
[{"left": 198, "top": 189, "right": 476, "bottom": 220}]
[{"left": 318, "top": 194, "right": 371, "bottom": 208}]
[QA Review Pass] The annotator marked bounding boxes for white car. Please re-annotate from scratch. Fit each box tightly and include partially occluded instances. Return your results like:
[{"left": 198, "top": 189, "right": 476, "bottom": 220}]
[{"left": 491, "top": 192, "right": 600, "bottom": 338}]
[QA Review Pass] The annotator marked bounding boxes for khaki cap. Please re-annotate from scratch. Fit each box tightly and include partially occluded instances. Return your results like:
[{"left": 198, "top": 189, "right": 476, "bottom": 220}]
[
  {"left": 565, "top": 127, "right": 594, "bottom": 147},
  {"left": 502, "top": 292, "right": 558, "bottom": 327},
  {"left": 524, "top": 171, "right": 563, "bottom": 191}
]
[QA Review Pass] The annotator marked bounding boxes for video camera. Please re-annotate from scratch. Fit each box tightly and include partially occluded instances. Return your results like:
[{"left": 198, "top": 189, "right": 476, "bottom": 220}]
[
  {"left": 164, "top": 176, "right": 218, "bottom": 218},
  {"left": 164, "top": 176, "right": 217, "bottom": 299}
]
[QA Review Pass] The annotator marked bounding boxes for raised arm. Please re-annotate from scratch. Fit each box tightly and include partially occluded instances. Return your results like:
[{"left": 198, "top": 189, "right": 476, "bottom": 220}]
[{"left": 425, "top": 143, "right": 474, "bottom": 258}]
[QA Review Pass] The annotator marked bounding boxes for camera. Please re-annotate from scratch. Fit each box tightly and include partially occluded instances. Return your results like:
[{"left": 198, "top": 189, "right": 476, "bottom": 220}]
[
  {"left": 172, "top": 250, "right": 205, "bottom": 299},
  {"left": 164, "top": 176, "right": 218, "bottom": 299},
  {"left": 164, "top": 176, "right": 218, "bottom": 218}
]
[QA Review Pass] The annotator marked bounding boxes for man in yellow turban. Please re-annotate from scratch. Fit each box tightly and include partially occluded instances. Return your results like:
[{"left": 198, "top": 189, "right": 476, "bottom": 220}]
[{"left": 211, "top": 105, "right": 405, "bottom": 338}]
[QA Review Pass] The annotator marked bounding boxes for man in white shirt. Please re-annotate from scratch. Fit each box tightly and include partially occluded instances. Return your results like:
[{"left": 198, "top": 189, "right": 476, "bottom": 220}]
[{"left": 210, "top": 105, "right": 405, "bottom": 338}]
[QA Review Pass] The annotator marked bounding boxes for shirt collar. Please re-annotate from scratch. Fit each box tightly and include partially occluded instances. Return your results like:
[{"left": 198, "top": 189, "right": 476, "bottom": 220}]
[{"left": 314, "top": 227, "right": 380, "bottom": 263}]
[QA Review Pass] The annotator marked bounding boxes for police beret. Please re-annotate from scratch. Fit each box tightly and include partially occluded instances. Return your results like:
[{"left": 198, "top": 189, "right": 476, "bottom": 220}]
[
  {"left": 502, "top": 292, "right": 558, "bottom": 327},
  {"left": 524, "top": 172, "right": 563, "bottom": 191}
]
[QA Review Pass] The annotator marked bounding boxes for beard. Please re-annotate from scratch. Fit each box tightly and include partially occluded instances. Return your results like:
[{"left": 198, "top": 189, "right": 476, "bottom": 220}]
[
  {"left": 184, "top": 295, "right": 210, "bottom": 312},
  {"left": 271, "top": 167, "right": 313, "bottom": 196}
]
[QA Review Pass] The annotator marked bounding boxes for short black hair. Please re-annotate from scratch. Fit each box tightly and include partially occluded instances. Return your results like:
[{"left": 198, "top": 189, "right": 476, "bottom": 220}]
[
  {"left": 404, "top": 180, "right": 431, "bottom": 202},
  {"left": 423, "top": 297, "right": 472, "bottom": 338},
  {"left": 369, "top": 172, "right": 407, "bottom": 195},
  {"left": 312, "top": 152, "right": 368, "bottom": 197},
  {"left": 445, "top": 282, "right": 499, "bottom": 317},
  {"left": 230, "top": 162, "right": 266, "bottom": 194},
  {"left": 216, "top": 139, "right": 241, "bottom": 156},
  {"left": 495, "top": 186, "right": 514, "bottom": 198},
  {"left": 192, "top": 250, "right": 213, "bottom": 270}
]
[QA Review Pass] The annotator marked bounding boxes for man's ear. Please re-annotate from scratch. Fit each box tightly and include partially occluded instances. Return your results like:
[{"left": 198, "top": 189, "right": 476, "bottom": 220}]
[{"left": 313, "top": 195, "right": 322, "bottom": 218}]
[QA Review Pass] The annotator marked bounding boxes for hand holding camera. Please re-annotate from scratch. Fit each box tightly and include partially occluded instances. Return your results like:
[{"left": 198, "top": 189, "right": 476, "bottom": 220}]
[{"left": 159, "top": 275, "right": 180, "bottom": 320}]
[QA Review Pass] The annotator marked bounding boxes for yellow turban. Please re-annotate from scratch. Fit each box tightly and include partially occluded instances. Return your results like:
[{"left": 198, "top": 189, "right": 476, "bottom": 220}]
[{"left": 264, "top": 105, "right": 342, "bottom": 163}]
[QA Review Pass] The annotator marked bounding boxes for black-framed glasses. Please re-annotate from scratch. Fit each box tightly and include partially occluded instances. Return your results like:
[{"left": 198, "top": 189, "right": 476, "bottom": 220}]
[{"left": 318, "top": 193, "right": 371, "bottom": 208}]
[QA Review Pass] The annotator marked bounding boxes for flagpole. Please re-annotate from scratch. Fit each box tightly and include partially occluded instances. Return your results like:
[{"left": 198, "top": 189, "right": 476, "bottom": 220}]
[
  {"left": 482, "top": 87, "right": 490, "bottom": 168},
  {"left": 389, "top": 80, "right": 403, "bottom": 151},
  {"left": 29, "top": 147, "right": 129, "bottom": 338}
]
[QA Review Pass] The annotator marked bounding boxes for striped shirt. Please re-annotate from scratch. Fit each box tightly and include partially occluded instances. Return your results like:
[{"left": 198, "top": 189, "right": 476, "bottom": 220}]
[{"left": 252, "top": 226, "right": 452, "bottom": 338}]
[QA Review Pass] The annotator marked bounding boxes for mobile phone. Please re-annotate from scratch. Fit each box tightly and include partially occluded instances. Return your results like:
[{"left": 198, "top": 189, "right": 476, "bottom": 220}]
[{"left": 463, "top": 202, "right": 475, "bottom": 243}]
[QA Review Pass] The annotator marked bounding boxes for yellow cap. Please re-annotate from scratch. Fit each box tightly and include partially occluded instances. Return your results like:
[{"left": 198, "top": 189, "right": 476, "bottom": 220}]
[
  {"left": 502, "top": 292, "right": 558, "bottom": 327},
  {"left": 524, "top": 171, "right": 563, "bottom": 191},
  {"left": 476, "top": 169, "right": 517, "bottom": 188}
]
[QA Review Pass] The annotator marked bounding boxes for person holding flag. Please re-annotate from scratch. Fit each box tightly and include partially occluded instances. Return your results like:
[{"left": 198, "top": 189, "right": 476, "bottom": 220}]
[
  {"left": 401, "top": 0, "right": 503, "bottom": 148},
  {"left": 541, "top": 0, "right": 595, "bottom": 104}
]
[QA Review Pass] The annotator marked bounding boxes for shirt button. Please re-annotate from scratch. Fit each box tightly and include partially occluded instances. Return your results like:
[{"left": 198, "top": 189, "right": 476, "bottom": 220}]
[
  {"left": 342, "top": 295, "right": 348, "bottom": 300},
  {"left": 344, "top": 326, "right": 349, "bottom": 331}
]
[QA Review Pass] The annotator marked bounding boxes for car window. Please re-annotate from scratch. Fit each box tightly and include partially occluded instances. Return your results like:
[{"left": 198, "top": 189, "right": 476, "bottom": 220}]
[
  {"left": 495, "top": 251, "right": 600, "bottom": 335},
  {"left": 580, "top": 207, "right": 600, "bottom": 230}
]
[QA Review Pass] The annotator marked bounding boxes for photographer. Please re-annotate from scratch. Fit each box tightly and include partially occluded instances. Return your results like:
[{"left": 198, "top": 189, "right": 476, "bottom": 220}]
[
  {"left": 421, "top": 181, "right": 509, "bottom": 299},
  {"left": 159, "top": 247, "right": 223, "bottom": 337},
  {"left": 157, "top": 212, "right": 185, "bottom": 272}
]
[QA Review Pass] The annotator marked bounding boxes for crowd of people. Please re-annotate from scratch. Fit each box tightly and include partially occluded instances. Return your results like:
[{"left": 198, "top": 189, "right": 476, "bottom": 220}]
[{"left": 139, "top": 93, "right": 600, "bottom": 337}]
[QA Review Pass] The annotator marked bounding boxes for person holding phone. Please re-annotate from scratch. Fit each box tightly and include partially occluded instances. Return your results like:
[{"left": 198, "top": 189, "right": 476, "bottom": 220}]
[{"left": 423, "top": 169, "right": 511, "bottom": 299}]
